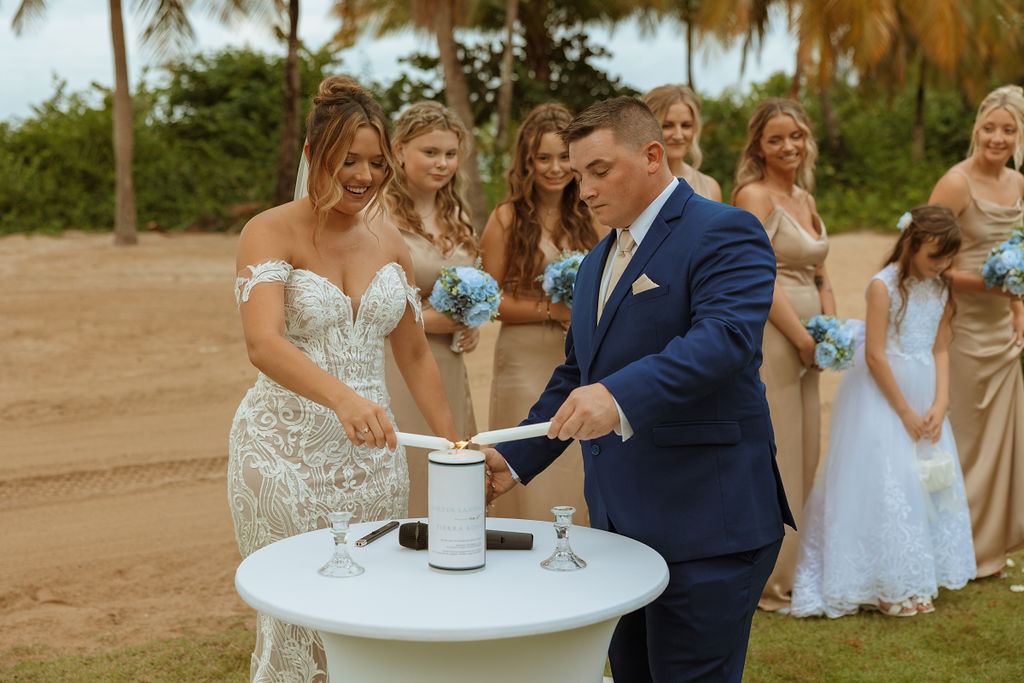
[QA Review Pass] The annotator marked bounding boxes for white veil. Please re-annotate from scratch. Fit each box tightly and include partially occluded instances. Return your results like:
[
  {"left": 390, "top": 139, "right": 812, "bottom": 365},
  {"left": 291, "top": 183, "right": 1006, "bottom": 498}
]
[{"left": 294, "top": 142, "right": 309, "bottom": 200}]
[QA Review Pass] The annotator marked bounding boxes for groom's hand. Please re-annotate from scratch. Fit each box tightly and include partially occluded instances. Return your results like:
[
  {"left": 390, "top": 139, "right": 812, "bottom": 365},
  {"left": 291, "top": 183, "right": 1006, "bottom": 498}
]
[
  {"left": 550, "top": 383, "right": 619, "bottom": 441},
  {"left": 483, "top": 448, "right": 517, "bottom": 504}
]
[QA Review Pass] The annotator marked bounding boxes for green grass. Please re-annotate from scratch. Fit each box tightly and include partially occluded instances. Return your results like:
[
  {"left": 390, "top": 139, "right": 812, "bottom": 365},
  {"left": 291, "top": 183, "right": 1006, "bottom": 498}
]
[{"left": 4, "top": 553, "right": 1022, "bottom": 682}]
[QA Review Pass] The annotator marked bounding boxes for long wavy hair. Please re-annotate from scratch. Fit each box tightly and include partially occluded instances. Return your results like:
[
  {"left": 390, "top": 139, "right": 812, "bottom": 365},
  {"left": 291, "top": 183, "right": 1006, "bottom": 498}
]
[
  {"left": 642, "top": 84, "right": 705, "bottom": 169},
  {"left": 384, "top": 101, "right": 478, "bottom": 257},
  {"left": 304, "top": 76, "right": 394, "bottom": 231},
  {"left": 499, "top": 103, "right": 598, "bottom": 295},
  {"left": 884, "top": 205, "right": 961, "bottom": 332},
  {"left": 731, "top": 98, "right": 818, "bottom": 203},
  {"left": 967, "top": 85, "right": 1024, "bottom": 169}
]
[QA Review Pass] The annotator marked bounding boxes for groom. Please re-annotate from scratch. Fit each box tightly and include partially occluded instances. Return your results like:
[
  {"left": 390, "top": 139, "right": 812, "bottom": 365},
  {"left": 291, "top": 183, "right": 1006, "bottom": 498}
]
[{"left": 485, "top": 97, "right": 794, "bottom": 681}]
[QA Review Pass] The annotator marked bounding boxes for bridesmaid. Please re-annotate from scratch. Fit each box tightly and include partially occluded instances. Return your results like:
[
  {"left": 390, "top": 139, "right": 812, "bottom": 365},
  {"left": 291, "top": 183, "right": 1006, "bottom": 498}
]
[
  {"left": 379, "top": 101, "right": 480, "bottom": 518},
  {"left": 929, "top": 85, "right": 1024, "bottom": 578},
  {"left": 641, "top": 84, "right": 723, "bottom": 201},
  {"left": 480, "top": 103, "right": 604, "bottom": 523},
  {"left": 732, "top": 98, "right": 836, "bottom": 612}
]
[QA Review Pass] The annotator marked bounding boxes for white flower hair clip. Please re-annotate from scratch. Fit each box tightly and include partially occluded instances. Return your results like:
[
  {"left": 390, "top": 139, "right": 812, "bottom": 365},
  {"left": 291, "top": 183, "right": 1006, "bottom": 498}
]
[{"left": 897, "top": 212, "right": 913, "bottom": 231}]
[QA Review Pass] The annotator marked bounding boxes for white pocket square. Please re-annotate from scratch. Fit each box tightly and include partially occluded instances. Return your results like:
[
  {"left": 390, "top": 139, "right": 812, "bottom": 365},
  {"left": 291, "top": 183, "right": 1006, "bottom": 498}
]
[{"left": 631, "top": 273, "right": 660, "bottom": 294}]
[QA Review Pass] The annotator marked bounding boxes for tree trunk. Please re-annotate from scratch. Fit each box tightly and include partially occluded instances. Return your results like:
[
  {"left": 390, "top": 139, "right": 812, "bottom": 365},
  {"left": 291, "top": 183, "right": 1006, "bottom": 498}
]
[
  {"left": 495, "top": 0, "right": 518, "bottom": 151},
  {"left": 789, "top": 44, "right": 803, "bottom": 100},
  {"left": 912, "top": 59, "right": 926, "bottom": 163},
  {"left": 274, "top": 0, "right": 302, "bottom": 206},
  {"left": 109, "top": 0, "right": 137, "bottom": 246},
  {"left": 819, "top": 78, "right": 843, "bottom": 165},
  {"left": 521, "top": 1, "right": 552, "bottom": 89},
  {"left": 685, "top": 18, "right": 694, "bottom": 89},
  {"left": 435, "top": 0, "right": 488, "bottom": 233}
]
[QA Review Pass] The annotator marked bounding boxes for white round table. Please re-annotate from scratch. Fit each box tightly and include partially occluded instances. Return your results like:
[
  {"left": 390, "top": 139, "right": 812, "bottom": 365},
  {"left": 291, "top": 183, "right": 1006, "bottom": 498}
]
[{"left": 235, "top": 517, "right": 669, "bottom": 682}]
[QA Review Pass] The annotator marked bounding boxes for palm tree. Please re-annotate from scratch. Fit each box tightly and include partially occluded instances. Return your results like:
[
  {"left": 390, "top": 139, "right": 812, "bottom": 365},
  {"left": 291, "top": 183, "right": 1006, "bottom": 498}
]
[
  {"left": 271, "top": 0, "right": 302, "bottom": 207},
  {"left": 494, "top": 0, "right": 517, "bottom": 150},
  {"left": 10, "top": 1, "right": 266, "bottom": 245},
  {"left": 332, "top": 0, "right": 489, "bottom": 232}
]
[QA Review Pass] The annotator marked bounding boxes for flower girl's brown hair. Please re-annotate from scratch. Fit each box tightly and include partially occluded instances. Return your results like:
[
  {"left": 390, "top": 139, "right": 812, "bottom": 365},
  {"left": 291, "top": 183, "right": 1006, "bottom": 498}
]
[{"left": 885, "top": 205, "right": 962, "bottom": 331}]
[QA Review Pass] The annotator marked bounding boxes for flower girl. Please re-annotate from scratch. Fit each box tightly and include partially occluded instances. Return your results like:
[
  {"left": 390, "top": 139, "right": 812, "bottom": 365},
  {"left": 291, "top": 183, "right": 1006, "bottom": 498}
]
[{"left": 791, "top": 206, "right": 977, "bottom": 618}]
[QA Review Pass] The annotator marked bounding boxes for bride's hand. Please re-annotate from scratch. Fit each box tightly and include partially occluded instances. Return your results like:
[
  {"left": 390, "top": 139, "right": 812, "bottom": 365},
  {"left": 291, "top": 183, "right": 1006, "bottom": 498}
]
[{"left": 331, "top": 390, "right": 397, "bottom": 450}]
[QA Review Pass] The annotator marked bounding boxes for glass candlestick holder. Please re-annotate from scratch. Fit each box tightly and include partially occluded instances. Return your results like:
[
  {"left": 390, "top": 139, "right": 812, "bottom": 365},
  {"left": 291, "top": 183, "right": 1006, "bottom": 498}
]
[
  {"left": 318, "top": 511, "right": 364, "bottom": 578},
  {"left": 540, "top": 505, "right": 586, "bottom": 571}
]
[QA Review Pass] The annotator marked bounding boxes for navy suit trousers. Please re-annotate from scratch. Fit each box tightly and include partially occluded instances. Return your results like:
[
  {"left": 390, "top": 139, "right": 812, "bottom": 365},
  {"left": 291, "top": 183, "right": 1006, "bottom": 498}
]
[{"left": 608, "top": 537, "right": 783, "bottom": 682}]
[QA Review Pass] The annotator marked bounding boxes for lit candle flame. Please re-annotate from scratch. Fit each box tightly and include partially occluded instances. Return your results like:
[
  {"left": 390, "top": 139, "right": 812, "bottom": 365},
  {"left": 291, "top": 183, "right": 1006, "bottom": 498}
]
[{"left": 453, "top": 440, "right": 471, "bottom": 450}]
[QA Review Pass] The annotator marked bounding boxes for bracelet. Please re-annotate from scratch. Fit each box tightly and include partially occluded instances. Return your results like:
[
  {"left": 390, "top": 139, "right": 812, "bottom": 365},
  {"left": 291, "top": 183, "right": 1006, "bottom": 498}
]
[{"left": 545, "top": 301, "right": 551, "bottom": 321}]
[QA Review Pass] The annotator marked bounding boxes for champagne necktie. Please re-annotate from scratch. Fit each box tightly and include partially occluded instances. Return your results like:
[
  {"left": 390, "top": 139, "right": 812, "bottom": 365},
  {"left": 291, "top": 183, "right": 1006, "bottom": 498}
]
[{"left": 599, "top": 228, "right": 635, "bottom": 320}]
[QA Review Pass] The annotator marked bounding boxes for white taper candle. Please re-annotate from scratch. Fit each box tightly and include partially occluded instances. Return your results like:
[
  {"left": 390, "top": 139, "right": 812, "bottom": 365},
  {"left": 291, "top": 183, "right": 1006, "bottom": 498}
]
[
  {"left": 396, "top": 432, "right": 455, "bottom": 451},
  {"left": 470, "top": 421, "right": 553, "bottom": 445}
]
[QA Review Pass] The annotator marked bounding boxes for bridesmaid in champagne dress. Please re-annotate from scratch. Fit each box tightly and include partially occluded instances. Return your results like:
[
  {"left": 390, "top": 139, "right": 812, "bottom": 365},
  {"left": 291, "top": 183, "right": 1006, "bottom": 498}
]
[
  {"left": 733, "top": 99, "right": 836, "bottom": 612},
  {"left": 229, "top": 78, "right": 456, "bottom": 682},
  {"left": 377, "top": 101, "right": 480, "bottom": 518},
  {"left": 642, "top": 84, "right": 723, "bottom": 202},
  {"left": 481, "top": 103, "right": 604, "bottom": 523},
  {"left": 929, "top": 85, "right": 1024, "bottom": 578}
]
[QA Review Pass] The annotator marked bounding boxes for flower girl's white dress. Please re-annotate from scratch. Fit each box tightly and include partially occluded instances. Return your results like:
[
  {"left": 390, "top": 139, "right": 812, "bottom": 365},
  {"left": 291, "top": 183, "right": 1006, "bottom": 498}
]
[{"left": 791, "top": 264, "right": 976, "bottom": 617}]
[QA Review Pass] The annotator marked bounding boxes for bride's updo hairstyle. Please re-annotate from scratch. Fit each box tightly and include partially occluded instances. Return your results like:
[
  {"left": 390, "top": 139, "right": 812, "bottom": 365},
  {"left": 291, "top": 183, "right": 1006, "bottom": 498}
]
[
  {"left": 385, "top": 101, "right": 477, "bottom": 257},
  {"left": 967, "top": 85, "right": 1024, "bottom": 169},
  {"left": 304, "top": 76, "right": 394, "bottom": 222},
  {"left": 731, "top": 98, "right": 818, "bottom": 203},
  {"left": 885, "top": 205, "right": 962, "bottom": 331}
]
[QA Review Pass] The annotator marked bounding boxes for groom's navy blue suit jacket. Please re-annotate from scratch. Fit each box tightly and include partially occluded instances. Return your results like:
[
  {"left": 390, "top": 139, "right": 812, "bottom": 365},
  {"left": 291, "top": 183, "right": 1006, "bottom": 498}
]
[{"left": 498, "top": 180, "right": 795, "bottom": 563}]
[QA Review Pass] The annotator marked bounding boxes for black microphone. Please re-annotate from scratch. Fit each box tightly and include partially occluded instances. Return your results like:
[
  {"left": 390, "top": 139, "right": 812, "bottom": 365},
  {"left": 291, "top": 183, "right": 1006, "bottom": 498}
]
[{"left": 398, "top": 521, "right": 533, "bottom": 550}]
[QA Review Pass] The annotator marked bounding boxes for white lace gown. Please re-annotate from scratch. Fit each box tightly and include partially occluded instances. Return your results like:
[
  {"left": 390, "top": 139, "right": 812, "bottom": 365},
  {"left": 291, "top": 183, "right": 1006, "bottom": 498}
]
[
  {"left": 228, "top": 260, "right": 419, "bottom": 681},
  {"left": 791, "top": 264, "right": 976, "bottom": 618}
]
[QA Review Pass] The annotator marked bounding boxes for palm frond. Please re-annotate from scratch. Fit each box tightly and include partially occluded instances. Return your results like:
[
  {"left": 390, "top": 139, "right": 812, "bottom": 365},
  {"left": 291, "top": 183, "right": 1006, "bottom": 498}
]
[{"left": 11, "top": 0, "right": 48, "bottom": 35}]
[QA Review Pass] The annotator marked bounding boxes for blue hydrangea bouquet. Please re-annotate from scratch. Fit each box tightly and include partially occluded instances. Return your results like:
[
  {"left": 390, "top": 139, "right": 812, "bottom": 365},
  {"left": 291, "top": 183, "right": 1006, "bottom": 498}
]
[
  {"left": 981, "top": 226, "right": 1024, "bottom": 296},
  {"left": 803, "top": 314, "right": 858, "bottom": 371},
  {"left": 539, "top": 250, "right": 588, "bottom": 309},
  {"left": 428, "top": 262, "right": 501, "bottom": 352}
]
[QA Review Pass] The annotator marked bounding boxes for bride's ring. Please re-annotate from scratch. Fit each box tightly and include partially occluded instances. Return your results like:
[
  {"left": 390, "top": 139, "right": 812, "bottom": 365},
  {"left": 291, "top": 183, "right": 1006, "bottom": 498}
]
[{"left": 358, "top": 427, "right": 370, "bottom": 435}]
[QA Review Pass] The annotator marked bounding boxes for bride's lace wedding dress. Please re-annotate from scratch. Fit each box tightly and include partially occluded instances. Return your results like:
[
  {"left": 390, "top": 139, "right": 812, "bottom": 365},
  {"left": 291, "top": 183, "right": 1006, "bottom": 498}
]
[{"left": 228, "top": 260, "right": 419, "bottom": 682}]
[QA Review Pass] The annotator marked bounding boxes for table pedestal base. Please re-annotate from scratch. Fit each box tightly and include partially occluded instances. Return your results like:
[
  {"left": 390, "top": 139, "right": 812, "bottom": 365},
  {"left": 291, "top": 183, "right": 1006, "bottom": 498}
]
[{"left": 319, "top": 618, "right": 617, "bottom": 682}]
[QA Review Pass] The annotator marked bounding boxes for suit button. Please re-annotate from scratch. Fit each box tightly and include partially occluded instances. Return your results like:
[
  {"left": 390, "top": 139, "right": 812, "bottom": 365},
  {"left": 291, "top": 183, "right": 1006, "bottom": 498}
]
[{"left": 591, "top": 444, "right": 601, "bottom": 456}]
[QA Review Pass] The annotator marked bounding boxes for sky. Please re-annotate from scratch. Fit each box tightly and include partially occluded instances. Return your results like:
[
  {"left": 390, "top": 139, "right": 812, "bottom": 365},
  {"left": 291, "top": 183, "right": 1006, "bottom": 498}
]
[{"left": 0, "top": 1, "right": 795, "bottom": 123}]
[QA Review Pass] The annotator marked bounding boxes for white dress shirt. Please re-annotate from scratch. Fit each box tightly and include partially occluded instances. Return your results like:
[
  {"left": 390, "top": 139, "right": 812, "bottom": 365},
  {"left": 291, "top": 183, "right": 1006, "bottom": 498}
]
[{"left": 600, "top": 179, "right": 677, "bottom": 441}]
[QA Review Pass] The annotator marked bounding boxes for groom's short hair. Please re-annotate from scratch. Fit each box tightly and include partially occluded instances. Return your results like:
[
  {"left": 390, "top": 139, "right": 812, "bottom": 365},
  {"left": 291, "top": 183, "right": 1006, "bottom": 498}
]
[{"left": 559, "top": 97, "right": 665, "bottom": 151}]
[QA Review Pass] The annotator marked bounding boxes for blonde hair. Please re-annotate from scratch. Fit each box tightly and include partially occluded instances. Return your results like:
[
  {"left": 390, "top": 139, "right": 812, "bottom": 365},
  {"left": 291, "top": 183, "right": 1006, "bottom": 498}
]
[
  {"left": 642, "top": 84, "right": 705, "bottom": 169},
  {"left": 304, "top": 76, "right": 394, "bottom": 229},
  {"left": 731, "top": 98, "right": 818, "bottom": 203},
  {"left": 967, "top": 85, "right": 1024, "bottom": 169},
  {"left": 385, "top": 101, "right": 478, "bottom": 257}
]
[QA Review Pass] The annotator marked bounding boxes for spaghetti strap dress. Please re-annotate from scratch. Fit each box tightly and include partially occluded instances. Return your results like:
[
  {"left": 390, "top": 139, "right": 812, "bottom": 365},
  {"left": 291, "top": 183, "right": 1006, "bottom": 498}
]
[
  {"left": 385, "top": 229, "right": 477, "bottom": 518},
  {"left": 758, "top": 199, "right": 829, "bottom": 610},
  {"left": 488, "top": 236, "right": 589, "bottom": 524},
  {"left": 946, "top": 168, "right": 1024, "bottom": 577}
]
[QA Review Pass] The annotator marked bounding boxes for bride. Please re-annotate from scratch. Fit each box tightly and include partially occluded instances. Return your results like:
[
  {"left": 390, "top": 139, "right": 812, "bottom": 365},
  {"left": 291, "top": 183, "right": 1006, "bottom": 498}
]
[{"left": 228, "top": 76, "right": 457, "bottom": 682}]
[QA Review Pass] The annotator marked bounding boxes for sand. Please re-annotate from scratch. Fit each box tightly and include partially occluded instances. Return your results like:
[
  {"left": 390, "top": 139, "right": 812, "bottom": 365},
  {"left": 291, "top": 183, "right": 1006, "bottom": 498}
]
[{"left": 0, "top": 228, "right": 891, "bottom": 663}]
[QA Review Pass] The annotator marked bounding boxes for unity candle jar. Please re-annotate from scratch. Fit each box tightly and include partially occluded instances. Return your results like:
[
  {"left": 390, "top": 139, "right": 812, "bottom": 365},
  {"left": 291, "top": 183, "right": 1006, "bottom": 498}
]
[{"left": 427, "top": 449, "right": 486, "bottom": 573}]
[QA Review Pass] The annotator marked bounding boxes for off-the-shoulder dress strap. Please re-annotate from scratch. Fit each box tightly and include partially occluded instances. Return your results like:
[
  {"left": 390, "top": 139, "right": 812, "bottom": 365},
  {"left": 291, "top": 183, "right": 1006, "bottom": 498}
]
[
  {"left": 948, "top": 167, "right": 975, "bottom": 196},
  {"left": 235, "top": 260, "right": 293, "bottom": 306},
  {"left": 388, "top": 261, "right": 423, "bottom": 325}
]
